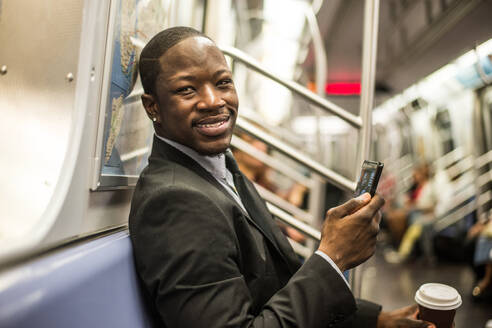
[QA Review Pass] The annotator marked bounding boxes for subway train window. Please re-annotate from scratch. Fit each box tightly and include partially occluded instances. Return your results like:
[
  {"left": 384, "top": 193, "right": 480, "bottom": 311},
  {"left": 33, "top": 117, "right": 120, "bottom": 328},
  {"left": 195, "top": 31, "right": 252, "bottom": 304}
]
[{"left": 1, "top": 0, "right": 492, "bottom": 327}]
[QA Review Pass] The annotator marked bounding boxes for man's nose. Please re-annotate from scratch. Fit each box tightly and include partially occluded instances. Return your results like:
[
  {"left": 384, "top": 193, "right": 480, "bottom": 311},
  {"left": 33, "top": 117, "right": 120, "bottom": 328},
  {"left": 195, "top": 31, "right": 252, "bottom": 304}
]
[{"left": 196, "top": 84, "right": 226, "bottom": 110}]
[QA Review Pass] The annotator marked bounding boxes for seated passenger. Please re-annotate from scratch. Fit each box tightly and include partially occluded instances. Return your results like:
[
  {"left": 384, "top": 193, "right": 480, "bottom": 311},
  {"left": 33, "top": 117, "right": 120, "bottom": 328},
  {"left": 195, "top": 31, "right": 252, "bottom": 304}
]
[
  {"left": 466, "top": 213, "right": 492, "bottom": 302},
  {"left": 232, "top": 133, "right": 307, "bottom": 244},
  {"left": 384, "top": 163, "right": 438, "bottom": 263},
  {"left": 232, "top": 133, "right": 278, "bottom": 193},
  {"left": 129, "top": 26, "right": 433, "bottom": 327}
]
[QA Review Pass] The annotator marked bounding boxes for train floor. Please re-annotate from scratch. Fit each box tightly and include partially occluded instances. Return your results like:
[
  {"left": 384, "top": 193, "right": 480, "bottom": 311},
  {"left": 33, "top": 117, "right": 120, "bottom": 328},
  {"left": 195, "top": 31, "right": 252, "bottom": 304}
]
[{"left": 360, "top": 239, "right": 492, "bottom": 328}]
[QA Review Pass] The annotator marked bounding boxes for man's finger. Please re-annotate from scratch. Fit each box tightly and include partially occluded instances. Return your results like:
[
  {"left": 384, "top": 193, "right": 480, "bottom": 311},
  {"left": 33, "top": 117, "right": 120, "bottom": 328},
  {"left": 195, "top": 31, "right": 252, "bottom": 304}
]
[
  {"left": 398, "top": 318, "right": 435, "bottom": 328},
  {"left": 327, "top": 193, "right": 371, "bottom": 219},
  {"left": 355, "top": 194, "right": 385, "bottom": 219},
  {"left": 415, "top": 320, "right": 436, "bottom": 328},
  {"left": 373, "top": 210, "right": 382, "bottom": 226}
]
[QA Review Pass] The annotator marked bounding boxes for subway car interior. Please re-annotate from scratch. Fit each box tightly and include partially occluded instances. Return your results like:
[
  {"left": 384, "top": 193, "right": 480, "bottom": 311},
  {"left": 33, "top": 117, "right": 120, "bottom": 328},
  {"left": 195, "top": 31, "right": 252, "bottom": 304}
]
[{"left": 1, "top": 0, "right": 492, "bottom": 327}]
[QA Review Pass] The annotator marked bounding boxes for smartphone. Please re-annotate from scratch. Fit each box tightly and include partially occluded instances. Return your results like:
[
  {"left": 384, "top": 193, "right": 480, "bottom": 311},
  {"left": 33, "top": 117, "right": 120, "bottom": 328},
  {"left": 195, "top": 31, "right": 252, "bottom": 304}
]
[{"left": 354, "top": 160, "right": 384, "bottom": 197}]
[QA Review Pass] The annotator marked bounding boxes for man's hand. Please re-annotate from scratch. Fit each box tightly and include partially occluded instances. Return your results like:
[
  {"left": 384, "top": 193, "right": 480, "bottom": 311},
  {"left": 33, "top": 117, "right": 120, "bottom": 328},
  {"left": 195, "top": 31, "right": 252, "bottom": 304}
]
[
  {"left": 318, "top": 193, "right": 384, "bottom": 271},
  {"left": 377, "top": 304, "right": 436, "bottom": 328}
]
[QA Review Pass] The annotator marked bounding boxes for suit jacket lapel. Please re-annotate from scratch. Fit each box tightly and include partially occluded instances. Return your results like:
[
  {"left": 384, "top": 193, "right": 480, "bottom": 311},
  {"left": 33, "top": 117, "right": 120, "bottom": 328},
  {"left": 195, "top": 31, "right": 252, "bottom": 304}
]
[
  {"left": 150, "top": 138, "right": 274, "bottom": 247},
  {"left": 150, "top": 137, "right": 301, "bottom": 274}
]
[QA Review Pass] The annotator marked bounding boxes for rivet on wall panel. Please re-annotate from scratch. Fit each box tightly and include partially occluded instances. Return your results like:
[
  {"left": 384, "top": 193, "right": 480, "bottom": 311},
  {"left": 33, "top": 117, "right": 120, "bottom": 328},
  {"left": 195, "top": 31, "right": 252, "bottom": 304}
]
[
  {"left": 90, "top": 67, "right": 96, "bottom": 82},
  {"left": 0, "top": 65, "right": 7, "bottom": 75},
  {"left": 66, "top": 72, "right": 74, "bottom": 82}
]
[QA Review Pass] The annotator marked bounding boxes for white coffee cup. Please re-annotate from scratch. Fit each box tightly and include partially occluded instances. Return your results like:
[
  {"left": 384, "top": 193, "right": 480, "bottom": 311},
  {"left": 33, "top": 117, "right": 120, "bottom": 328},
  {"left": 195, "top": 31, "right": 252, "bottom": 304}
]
[{"left": 415, "top": 283, "right": 462, "bottom": 328}]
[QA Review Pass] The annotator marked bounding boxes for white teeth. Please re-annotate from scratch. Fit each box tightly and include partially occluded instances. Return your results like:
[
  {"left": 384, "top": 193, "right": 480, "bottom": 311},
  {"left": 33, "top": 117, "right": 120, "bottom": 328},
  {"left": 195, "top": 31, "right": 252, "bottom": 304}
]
[{"left": 198, "top": 120, "right": 225, "bottom": 128}]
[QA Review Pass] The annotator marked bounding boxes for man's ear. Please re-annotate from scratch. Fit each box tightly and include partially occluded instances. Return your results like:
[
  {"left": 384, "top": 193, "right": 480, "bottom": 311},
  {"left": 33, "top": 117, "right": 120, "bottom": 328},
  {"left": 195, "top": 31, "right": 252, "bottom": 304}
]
[{"left": 141, "top": 93, "right": 160, "bottom": 123}]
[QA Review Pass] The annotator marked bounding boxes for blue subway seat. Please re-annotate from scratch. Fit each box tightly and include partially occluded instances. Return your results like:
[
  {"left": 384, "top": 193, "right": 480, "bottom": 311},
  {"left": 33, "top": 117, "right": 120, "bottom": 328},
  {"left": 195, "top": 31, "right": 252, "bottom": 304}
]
[{"left": 0, "top": 231, "right": 156, "bottom": 328}]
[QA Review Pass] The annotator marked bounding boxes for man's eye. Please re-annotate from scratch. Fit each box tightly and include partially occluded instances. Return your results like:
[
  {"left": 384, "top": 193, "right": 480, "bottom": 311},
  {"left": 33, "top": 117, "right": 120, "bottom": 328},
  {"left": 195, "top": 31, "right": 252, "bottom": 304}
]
[
  {"left": 175, "top": 86, "right": 194, "bottom": 94},
  {"left": 217, "top": 79, "right": 233, "bottom": 87}
]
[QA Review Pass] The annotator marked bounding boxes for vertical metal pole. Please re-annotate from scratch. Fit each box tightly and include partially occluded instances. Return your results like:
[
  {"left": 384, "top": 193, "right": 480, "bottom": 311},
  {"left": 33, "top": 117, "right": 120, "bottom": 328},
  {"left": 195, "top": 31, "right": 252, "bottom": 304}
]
[
  {"left": 201, "top": 0, "right": 209, "bottom": 32},
  {"left": 472, "top": 91, "right": 485, "bottom": 222},
  {"left": 305, "top": 5, "right": 329, "bottom": 246},
  {"left": 305, "top": 5, "right": 328, "bottom": 163},
  {"left": 351, "top": 0, "right": 380, "bottom": 297},
  {"left": 203, "top": 0, "right": 232, "bottom": 43}
]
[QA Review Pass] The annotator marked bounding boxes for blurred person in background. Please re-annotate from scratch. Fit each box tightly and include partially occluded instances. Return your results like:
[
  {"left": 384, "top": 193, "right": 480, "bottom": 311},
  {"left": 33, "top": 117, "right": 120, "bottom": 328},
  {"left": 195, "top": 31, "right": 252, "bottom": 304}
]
[
  {"left": 232, "top": 133, "right": 307, "bottom": 244},
  {"left": 465, "top": 211, "right": 492, "bottom": 302},
  {"left": 384, "top": 163, "right": 438, "bottom": 264},
  {"left": 232, "top": 133, "right": 278, "bottom": 192}
]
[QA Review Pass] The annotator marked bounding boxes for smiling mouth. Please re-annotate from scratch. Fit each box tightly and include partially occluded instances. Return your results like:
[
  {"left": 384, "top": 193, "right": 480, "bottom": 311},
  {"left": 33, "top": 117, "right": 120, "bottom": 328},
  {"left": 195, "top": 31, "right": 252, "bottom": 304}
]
[{"left": 194, "top": 115, "right": 231, "bottom": 137}]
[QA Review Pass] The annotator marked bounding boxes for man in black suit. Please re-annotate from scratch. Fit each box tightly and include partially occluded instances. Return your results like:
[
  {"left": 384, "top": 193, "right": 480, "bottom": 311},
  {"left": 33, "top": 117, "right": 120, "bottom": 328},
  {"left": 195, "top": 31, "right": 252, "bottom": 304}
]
[{"left": 129, "top": 26, "right": 433, "bottom": 328}]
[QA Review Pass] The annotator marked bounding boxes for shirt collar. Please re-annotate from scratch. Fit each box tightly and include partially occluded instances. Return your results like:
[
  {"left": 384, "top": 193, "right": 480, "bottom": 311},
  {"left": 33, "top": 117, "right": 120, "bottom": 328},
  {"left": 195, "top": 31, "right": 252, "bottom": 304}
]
[{"left": 155, "top": 133, "right": 227, "bottom": 181}]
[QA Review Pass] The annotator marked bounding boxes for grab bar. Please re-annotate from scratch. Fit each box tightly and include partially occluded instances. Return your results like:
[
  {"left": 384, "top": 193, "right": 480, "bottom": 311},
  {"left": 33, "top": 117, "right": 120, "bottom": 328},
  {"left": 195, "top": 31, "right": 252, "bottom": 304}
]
[
  {"left": 236, "top": 117, "right": 356, "bottom": 191},
  {"left": 230, "top": 136, "right": 314, "bottom": 188},
  {"left": 435, "top": 190, "right": 492, "bottom": 232},
  {"left": 255, "top": 183, "right": 313, "bottom": 223},
  {"left": 476, "top": 149, "right": 492, "bottom": 169},
  {"left": 266, "top": 202, "right": 321, "bottom": 241},
  {"left": 220, "top": 46, "right": 362, "bottom": 129},
  {"left": 433, "top": 147, "right": 465, "bottom": 168}
]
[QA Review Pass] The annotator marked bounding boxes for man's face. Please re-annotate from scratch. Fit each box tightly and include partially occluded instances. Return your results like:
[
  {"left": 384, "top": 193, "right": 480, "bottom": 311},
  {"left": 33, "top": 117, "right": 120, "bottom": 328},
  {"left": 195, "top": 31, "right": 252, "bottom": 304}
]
[{"left": 147, "top": 36, "right": 238, "bottom": 156}]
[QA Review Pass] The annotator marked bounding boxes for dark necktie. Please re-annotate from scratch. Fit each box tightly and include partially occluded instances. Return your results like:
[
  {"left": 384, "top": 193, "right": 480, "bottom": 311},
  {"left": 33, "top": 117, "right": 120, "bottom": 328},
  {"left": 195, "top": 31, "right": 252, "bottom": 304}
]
[
  {"left": 225, "top": 149, "right": 301, "bottom": 273},
  {"left": 224, "top": 150, "right": 278, "bottom": 244}
]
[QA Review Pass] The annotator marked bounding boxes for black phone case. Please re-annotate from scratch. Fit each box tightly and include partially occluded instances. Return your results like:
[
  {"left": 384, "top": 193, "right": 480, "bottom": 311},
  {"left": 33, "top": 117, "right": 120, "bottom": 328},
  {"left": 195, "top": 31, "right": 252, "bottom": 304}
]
[{"left": 355, "top": 160, "right": 384, "bottom": 197}]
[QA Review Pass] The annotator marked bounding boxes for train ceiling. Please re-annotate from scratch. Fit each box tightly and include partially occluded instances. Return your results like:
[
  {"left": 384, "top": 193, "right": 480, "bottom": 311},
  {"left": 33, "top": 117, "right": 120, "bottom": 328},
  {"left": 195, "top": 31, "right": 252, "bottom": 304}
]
[{"left": 313, "top": 0, "right": 492, "bottom": 100}]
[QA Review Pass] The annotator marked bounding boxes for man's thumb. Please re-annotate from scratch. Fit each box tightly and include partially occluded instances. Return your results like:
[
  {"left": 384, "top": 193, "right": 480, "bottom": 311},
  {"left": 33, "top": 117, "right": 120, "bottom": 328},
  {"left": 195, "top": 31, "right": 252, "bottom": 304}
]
[{"left": 328, "top": 193, "right": 371, "bottom": 218}]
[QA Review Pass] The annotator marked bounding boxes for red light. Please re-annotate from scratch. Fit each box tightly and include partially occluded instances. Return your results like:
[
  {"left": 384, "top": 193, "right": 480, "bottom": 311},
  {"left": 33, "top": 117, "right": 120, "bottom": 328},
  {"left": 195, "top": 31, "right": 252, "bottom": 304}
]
[{"left": 325, "top": 82, "right": 361, "bottom": 95}]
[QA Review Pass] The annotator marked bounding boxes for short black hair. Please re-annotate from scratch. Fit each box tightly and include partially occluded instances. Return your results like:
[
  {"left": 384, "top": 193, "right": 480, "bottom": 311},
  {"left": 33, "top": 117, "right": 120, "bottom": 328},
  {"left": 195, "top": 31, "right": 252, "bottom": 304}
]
[{"left": 139, "top": 26, "right": 209, "bottom": 96}]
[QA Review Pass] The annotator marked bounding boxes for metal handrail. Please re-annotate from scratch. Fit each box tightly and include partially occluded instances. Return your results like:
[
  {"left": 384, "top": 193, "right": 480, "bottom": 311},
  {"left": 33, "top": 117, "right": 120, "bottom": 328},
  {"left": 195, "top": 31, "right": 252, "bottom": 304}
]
[
  {"left": 287, "top": 237, "right": 313, "bottom": 259},
  {"left": 433, "top": 147, "right": 465, "bottom": 168},
  {"left": 266, "top": 202, "right": 322, "bottom": 241},
  {"left": 442, "top": 184, "right": 476, "bottom": 214},
  {"left": 255, "top": 183, "right": 313, "bottom": 223},
  {"left": 220, "top": 46, "right": 363, "bottom": 129},
  {"left": 435, "top": 190, "right": 492, "bottom": 232},
  {"left": 433, "top": 166, "right": 492, "bottom": 233},
  {"left": 476, "top": 149, "right": 492, "bottom": 169},
  {"left": 236, "top": 117, "right": 357, "bottom": 191},
  {"left": 385, "top": 153, "right": 413, "bottom": 171},
  {"left": 230, "top": 136, "right": 314, "bottom": 188},
  {"left": 451, "top": 170, "right": 475, "bottom": 191},
  {"left": 430, "top": 152, "right": 492, "bottom": 232},
  {"left": 445, "top": 155, "right": 474, "bottom": 179},
  {"left": 478, "top": 169, "right": 492, "bottom": 189},
  {"left": 434, "top": 199, "right": 476, "bottom": 232},
  {"left": 239, "top": 111, "right": 306, "bottom": 148}
]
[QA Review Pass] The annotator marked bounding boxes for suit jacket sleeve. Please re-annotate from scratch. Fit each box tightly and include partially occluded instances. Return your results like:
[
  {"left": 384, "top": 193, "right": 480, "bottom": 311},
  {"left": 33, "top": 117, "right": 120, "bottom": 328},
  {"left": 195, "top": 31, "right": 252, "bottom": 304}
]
[
  {"left": 130, "top": 186, "right": 358, "bottom": 328},
  {"left": 339, "top": 299, "right": 382, "bottom": 327}
]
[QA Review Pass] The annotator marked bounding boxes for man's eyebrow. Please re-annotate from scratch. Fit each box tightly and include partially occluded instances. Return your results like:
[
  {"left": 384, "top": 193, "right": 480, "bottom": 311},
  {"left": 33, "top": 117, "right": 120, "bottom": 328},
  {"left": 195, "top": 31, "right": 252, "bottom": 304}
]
[
  {"left": 167, "top": 69, "right": 231, "bottom": 83},
  {"left": 213, "top": 69, "right": 231, "bottom": 79},
  {"left": 167, "top": 74, "right": 197, "bottom": 83}
]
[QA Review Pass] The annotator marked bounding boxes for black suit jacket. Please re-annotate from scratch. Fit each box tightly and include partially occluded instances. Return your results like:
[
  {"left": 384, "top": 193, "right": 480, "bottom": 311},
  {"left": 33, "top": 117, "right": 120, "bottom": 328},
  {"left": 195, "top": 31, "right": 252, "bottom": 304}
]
[{"left": 129, "top": 136, "right": 381, "bottom": 327}]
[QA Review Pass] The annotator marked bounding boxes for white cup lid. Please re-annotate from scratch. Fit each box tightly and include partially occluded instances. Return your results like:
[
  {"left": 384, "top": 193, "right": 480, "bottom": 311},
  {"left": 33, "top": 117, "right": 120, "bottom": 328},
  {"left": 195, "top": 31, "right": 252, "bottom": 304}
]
[{"left": 414, "top": 283, "right": 462, "bottom": 310}]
